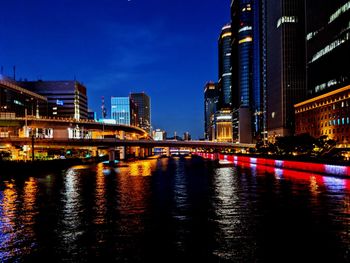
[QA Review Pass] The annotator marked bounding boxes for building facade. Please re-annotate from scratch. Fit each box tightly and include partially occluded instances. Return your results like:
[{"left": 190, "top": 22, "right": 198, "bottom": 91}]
[
  {"left": 306, "top": 0, "right": 350, "bottom": 97},
  {"left": 295, "top": 84, "right": 350, "bottom": 144},
  {"left": 130, "top": 92, "right": 151, "bottom": 133},
  {"left": 218, "top": 24, "right": 233, "bottom": 109},
  {"left": 266, "top": 0, "right": 306, "bottom": 139},
  {"left": 213, "top": 109, "right": 233, "bottom": 142},
  {"left": 20, "top": 80, "right": 88, "bottom": 120},
  {"left": 111, "top": 97, "right": 131, "bottom": 125},
  {"left": 0, "top": 75, "right": 47, "bottom": 119},
  {"left": 204, "top": 82, "right": 219, "bottom": 140}
]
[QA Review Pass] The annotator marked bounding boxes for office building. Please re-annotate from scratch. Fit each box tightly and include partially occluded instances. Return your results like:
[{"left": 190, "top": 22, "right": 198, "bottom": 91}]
[
  {"left": 295, "top": 84, "right": 350, "bottom": 143},
  {"left": 111, "top": 96, "right": 138, "bottom": 126},
  {"left": 20, "top": 80, "right": 88, "bottom": 120},
  {"left": 306, "top": 0, "right": 350, "bottom": 97},
  {"left": 0, "top": 75, "right": 47, "bottom": 119},
  {"left": 218, "top": 24, "right": 233, "bottom": 109},
  {"left": 130, "top": 92, "right": 151, "bottom": 133},
  {"left": 231, "top": 0, "right": 256, "bottom": 143},
  {"left": 295, "top": 0, "right": 350, "bottom": 144},
  {"left": 204, "top": 82, "right": 219, "bottom": 140},
  {"left": 266, "top": 0, "right": 306, "bottom": 139}
]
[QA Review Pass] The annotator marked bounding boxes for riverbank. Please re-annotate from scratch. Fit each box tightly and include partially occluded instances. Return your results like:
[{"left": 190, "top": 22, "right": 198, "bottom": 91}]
[
  {"left": 194, "top": 152, "right": 350, "bottom": 178},
  {"left": 0, "top": 158, "right": 100, "bottom": 175}
]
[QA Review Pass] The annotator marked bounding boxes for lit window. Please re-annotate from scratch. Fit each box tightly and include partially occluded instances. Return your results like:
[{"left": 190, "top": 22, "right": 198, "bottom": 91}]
[{"left": 277, "top": 16, "right": 298, "bottom": 28}]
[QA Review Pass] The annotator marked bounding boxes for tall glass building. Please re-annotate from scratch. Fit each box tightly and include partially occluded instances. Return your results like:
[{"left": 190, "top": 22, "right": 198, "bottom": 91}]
[
  {"left": 204, "top": 82, "right": 219, "bottom": 141},
  {"left": 306, "top": 0, "right": 350, "bottom": 97},
  {"left": 111, "top": 97, "right": 131, "bottom": 125},
  {"left": 130, "top": 93, "right": 151, "bottom": 133},
  {"left": 218, "top": 24, "right": 233, "bottom": 109},
  {"left": 266, "top": 0, "right": 306, "bottom": 138}
]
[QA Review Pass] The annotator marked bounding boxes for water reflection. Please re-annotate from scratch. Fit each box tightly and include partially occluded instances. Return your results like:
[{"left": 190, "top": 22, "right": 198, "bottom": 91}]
[
  {"left": 94, "top": 163, "right": 106, "bottom": 225},
  {"left": 172, "top": 157, "right": 189, "bottom": 252},
  {"left": 0, "top": 180, "right": 18, "bottom": 261},
  {"left": 211, "top": 167, "right": 243, "bottom": 260},
  {"left": 59, "top": 167, "right": 83, "bottom": 257}
]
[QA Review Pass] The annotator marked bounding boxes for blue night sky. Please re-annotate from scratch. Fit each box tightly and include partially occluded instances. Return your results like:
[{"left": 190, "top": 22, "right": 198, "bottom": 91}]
[{"left": 0, "top": 0, "right": 231, "bottom": 139}]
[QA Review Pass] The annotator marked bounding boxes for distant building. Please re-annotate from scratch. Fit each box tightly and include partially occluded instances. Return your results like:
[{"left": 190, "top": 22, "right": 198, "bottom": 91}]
[
  {"left": 183, "top": 132, "right": 191, "bottom": 141},
  {"left": 295, "top": 84, "right": 350, "bottom": 144},
  {"left": 88, "top": 109, "right": 97, "bottom": 121},
  {"left": 130, "top": 92, "right": 151, "bottom": 133},
  {"left": 111, "top": 96, "right": 138, "bottom": 126},
  {"left": 152, "top": 129, "right": 166, "bottom": 141},
  {"left": 204, "top": 82, "right": 219, "bottom": 140},
  {"left": 20, "top": 80, "right": 88, "bottom": 120},
  {"left": 306, "top": 0, "right": 350, "bottom": 97},
  {"left": 266, "top": 0, "right": 306, "bottom": 138},
  {"left": 0, "top": 75, "right": 47, "bottom": 119}
]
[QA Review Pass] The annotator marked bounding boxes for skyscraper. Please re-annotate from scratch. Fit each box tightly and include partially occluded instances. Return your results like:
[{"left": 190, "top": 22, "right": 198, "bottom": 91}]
[
  {"left": 130, "top": 92, "right": 151, "bottom": 133},
  {"left": 231, "top": 0, "right": 255, "bottom": 143},
  {"left": 204, "top": 82, "right": 219, "bottom": 140},
  {"left": 213, "top": 25, "right": 234, "bottom": 142},
  {"left": 306, "top": 0, "right": 350, "bottom": 97},
  {"left": 218, "top": 24, "right": 233, "bottom": 108},
  {"left": 266, "top": 0, "right": 306, "bottom": 138}
]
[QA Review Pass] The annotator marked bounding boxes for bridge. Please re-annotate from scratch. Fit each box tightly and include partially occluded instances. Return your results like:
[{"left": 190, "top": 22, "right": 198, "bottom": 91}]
[{"left": 0, "top": 116, "right": 255, "bottom": 161}]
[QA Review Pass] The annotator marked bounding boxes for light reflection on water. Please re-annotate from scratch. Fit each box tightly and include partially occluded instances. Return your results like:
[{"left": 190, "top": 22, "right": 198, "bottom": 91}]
[{"left": 0, "top": 157, "right": 349, "bottom": 262}]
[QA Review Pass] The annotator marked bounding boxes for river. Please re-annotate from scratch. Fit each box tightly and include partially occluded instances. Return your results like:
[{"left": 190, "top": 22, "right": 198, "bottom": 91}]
[{"left": 0, "top": 156, "right": 349, "bottom": 262}]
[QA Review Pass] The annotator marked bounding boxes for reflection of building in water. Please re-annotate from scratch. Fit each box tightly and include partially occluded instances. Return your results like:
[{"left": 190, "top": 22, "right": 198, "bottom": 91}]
[{"left": 94, "top": 163, "right": 106, "bottom": 225}]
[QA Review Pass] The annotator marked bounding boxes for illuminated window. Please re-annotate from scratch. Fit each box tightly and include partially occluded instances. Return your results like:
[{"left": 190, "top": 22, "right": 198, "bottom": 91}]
[{"left": 277, "top": 16, "right": 298, "bottom": 28}]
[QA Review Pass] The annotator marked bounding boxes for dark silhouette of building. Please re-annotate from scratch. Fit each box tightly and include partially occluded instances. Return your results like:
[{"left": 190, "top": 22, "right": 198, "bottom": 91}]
[
  {"left": 130, "top": 92, "right": 151, "bottom": 133},
  {"left": 20, "top": 80, "right": 88, "bottom": 120},
  {"left": 0, "top": 75, "right": 47, "bottom": 118},
  {"left": 306, "top": 0, "right": 350, "bottom": 97},
  {"left": 266, "top": 0, "right": 306, "bottom": 139}
]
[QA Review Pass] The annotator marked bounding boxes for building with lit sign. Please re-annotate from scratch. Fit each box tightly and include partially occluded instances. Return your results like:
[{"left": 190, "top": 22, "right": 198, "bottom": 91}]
[
  {"left": 0, "top": 75, "right": 48, "bottom": 120},
  {"left": 20, "top": 80, "right": 88, "bottom": 120}
]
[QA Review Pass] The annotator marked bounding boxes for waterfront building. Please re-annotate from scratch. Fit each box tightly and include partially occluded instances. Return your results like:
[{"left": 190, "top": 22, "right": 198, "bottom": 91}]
[
  {"left": 0, "top": 75, "right": 47, "bottom": 120},
  {"left": 204, "top": 82, "right": 219, "bottom": 141},
  {"left": 231, "top": 0, "right": 266, "bottom": 143},
  {"left": 20, "top": 80, "right": 88, "bottom": 120},
  {"left": 130, "top": 92, "right": 151, "bottom": 133},
  {"left": 266, "top": 0, "right": 306, "bottom": 139},
  {"left": 295, "top": 84, "right": 350, "bottom": 144},
  {"left": 306, "top": 0, "right": 350, "bottom": 97}
]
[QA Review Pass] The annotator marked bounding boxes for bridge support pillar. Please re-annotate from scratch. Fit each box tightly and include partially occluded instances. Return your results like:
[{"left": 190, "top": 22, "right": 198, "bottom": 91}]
[
  {"left": 108, "top": 148, "right": 116, "bottom": 164},
  {"left": 118, "top": 146, "right": 125, "bottom": 160}
]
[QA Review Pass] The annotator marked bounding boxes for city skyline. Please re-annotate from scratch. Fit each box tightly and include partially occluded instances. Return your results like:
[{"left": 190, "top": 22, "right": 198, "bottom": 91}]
[{"left": 0, "top": 0, "right": 231, "bottom": 138}]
